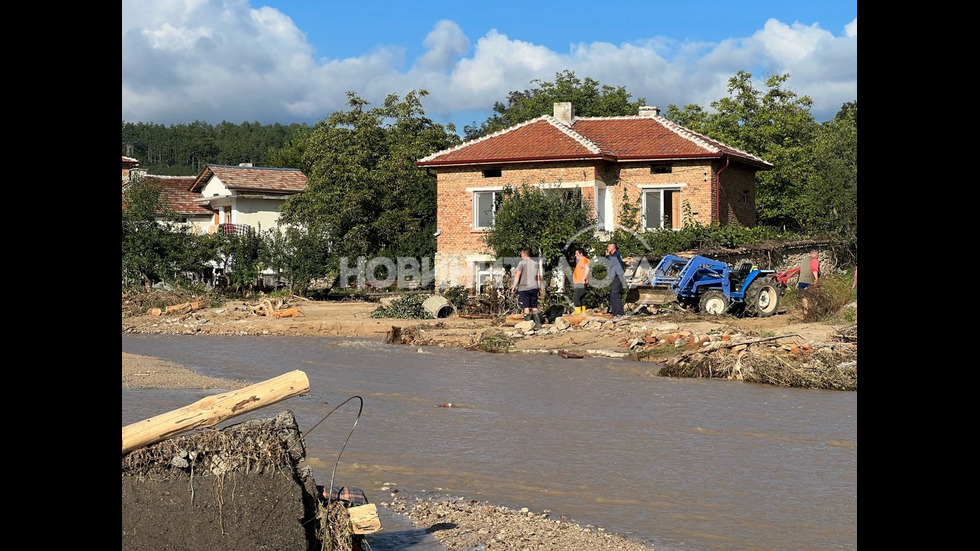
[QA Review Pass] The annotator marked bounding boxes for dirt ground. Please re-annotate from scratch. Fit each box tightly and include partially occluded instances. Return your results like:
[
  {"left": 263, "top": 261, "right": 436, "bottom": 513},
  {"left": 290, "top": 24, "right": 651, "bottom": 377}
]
[{"left": 122, "top": 293, "right": 849, "bottom": 353}]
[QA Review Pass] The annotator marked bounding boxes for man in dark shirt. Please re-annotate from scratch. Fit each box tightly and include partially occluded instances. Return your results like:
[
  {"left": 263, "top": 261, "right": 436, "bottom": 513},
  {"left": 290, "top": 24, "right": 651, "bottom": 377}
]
[{"left": 605, "top": 242, "right": 626, "bottom": 317}]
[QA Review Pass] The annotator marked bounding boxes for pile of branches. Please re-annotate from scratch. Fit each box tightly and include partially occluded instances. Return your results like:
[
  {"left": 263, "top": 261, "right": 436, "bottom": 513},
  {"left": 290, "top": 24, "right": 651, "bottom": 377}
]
[{"left": 660, "top": 340, "right": 857, "bottom": 391}]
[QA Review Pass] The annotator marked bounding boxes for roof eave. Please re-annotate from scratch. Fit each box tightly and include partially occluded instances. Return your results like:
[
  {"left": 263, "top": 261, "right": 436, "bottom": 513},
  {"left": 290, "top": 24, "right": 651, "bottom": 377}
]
[{"left": 417, "top": 154, "right": 613, "bottom": 168}]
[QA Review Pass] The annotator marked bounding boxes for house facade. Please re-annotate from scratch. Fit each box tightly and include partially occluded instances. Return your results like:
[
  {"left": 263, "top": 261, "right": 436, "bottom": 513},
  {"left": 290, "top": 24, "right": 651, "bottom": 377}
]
[
  {"left": 188, "top": 163, "right": 308, "bottom": 234},
  {"left": 415, "top": 103, "right": 774, "bottom": 289}
]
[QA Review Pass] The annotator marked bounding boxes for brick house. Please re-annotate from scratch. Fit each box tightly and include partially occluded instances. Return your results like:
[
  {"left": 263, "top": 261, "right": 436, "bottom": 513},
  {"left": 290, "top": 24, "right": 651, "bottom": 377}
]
[{"left": 415, "top": 102, "right": 774, "bottom": 289}]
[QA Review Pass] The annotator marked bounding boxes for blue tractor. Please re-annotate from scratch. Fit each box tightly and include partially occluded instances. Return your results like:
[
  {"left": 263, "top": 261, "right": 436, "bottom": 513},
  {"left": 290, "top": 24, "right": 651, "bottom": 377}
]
[{"left": 640, "top": 255, "right": 783, "bottom": 317}]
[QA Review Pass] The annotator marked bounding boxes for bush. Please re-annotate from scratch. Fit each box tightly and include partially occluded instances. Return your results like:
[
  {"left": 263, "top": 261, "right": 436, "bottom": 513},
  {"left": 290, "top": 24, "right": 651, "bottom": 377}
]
[{"left": 370, "top": 294, "right": 428, "bottom": 318}]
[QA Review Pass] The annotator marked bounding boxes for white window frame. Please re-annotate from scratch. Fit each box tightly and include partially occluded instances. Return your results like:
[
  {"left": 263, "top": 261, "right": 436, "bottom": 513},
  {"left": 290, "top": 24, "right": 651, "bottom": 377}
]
[
  {"left": 472, "top": 189, "right": 503, "bottom": 230},
  {"left": 640, "top": 186, "right": 683, "bottom": 230},
  {"left": 471, "top": 258, "right": 504, "bottom": 292}
]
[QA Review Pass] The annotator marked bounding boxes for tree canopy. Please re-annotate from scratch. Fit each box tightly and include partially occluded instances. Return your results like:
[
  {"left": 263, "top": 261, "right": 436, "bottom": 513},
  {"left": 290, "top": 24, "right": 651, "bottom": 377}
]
[
  {"left": 278, "top": 90, "right": 461, "bottom": 265},
  {"left": 463, "top": 70, "right": 646, "bottom": 140},
  {"left": 483, "top": 183, "right": 598, "bottom": 269}
]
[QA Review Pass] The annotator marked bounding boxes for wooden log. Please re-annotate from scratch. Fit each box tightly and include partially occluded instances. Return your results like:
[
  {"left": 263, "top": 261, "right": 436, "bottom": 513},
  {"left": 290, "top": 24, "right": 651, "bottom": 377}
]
[
  {"left": 271, "top": 306, "right": 302, "bottom": 319},
  {"left": 121, "top": 370, "right": 310, "bottom": 455}
]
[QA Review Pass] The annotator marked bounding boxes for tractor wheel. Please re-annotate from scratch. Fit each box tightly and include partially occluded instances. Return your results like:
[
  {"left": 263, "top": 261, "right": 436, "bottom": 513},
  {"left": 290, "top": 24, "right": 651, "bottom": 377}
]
[
  {"left": 699, "top": 290, "right": 729, "bottom": 315},
  {"left": 745, "top": 279, "right": 781, "bottom": 317}
]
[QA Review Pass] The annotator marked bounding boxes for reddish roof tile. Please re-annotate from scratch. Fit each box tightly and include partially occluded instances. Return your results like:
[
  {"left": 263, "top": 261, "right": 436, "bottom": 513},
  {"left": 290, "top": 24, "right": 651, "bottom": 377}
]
[
  {"left": 146, "top": 176, "right": 213, "bottom": 216},
  {"left": 190, "top": 165, "right": 308, "bottom": 194},
  {"left": 417, "top": 114, "right": 772, "bottom": 169}
]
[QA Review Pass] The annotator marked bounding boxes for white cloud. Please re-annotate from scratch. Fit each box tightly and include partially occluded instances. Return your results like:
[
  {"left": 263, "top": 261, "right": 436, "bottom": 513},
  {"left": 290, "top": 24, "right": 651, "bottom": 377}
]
[{"left": 122, "top": 2, "right": 856, "bottom": 128}]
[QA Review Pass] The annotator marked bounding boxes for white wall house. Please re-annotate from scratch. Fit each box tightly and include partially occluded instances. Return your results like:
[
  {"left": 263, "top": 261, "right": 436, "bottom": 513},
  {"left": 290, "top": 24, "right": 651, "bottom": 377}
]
[{"left": 189, "top": 163, "right": 308, "bottom": 234}]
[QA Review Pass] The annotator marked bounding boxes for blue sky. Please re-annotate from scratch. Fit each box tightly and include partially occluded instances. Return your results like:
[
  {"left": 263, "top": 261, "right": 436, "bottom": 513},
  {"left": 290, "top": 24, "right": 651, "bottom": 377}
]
[{"left": 122, "top": 1, "right": 857, "bottom": 134}]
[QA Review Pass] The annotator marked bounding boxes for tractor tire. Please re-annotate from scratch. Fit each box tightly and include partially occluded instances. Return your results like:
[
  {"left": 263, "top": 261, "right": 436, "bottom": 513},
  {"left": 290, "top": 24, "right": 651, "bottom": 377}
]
[
  {"left": 699, "top": 290, "right": 729, "bottom": 315},
  {"left": 745, "top": 279, "right": 781, "bottom": 317}
]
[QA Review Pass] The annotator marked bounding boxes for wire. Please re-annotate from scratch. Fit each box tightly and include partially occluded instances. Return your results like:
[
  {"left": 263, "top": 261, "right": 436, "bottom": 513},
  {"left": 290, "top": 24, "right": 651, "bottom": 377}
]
[{"left": 302, "top": 395, "right": 364, "bottom": 506}]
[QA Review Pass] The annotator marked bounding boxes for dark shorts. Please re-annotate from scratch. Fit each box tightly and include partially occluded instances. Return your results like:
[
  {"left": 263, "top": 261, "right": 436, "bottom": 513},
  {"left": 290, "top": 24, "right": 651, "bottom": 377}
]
[
  {"left": 518, "top": 289, "right": 539, "bottom": 309},
  {"left": 798, "top": 282, "right": 810, "bottom": 290}
]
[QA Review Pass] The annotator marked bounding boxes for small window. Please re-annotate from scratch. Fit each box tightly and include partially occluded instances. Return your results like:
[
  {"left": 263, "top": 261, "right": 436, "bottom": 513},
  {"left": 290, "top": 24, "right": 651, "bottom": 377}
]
[
  {"left": 483, "top": 168, "right": 502, "bottom": 178},
  {"left": 642, "top": 189, "right": 680, "bottom": 229},
  {"left": 650, "top": 164, "right": 672, "bottom": 174},
  {"left": 473, "top": 190, "right": 502, "bottom": 229}
]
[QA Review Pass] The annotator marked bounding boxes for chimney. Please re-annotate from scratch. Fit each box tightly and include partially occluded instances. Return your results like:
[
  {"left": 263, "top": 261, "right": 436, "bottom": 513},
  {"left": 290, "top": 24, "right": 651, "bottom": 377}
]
[
  {"left": 639, "top": 105, "right": 660, "bottom": 118},
  {"left": 554, "top": 102, "right": 574, "bottom": 125}
]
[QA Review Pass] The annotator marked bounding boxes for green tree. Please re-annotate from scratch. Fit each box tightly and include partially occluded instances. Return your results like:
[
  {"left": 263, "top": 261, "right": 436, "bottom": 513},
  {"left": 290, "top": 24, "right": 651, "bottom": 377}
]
[
  {"left": 279, "top": 90, "right": 460, "bottom": 265},
  {"left": 806, "top": 102, "right": 857, "bottom": 243},
  {"left": 121, "top": 173, "right": 195, "bottom": 289},
  {"left": 463, "top": 70, "right": 646, "bottom": 140},
  {"left": 261, "top": 225, "right": 332, "bottom": 296},
  {"left": 664, "top": 71, "right": 820, "bottom": 230},
  {"left": 483, "top": 182, "right": 598, "bottom": 271}
]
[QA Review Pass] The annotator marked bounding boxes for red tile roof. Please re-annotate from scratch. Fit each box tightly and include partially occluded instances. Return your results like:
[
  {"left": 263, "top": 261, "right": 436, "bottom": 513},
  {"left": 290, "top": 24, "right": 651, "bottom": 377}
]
[
  {"left": 417, "top": 114, "right": 772, "bottom": 169},
  {"left": 190, "top": 165, "right": 308, "bottom": 194},
  {"left": 146, "top": 176, "right": 213, "bottom": 216}
]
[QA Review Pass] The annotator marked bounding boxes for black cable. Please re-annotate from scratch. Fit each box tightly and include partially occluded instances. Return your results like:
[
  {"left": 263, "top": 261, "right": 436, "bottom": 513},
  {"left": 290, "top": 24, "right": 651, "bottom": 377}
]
[{"left": 302, "top": 395, "right": 364, "bottom": 506}]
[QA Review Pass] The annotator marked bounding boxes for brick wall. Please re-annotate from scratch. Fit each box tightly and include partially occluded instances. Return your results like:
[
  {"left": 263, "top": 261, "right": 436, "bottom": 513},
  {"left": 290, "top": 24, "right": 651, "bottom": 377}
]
[{"left": 432, "top": 159, "right": 759, "bottom": 287}]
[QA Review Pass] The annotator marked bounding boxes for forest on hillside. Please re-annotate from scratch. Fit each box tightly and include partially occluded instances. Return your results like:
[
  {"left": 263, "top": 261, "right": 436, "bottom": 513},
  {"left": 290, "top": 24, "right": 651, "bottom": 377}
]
[{"left": 121, "top": 120, "right": 311, "bottom": 175}]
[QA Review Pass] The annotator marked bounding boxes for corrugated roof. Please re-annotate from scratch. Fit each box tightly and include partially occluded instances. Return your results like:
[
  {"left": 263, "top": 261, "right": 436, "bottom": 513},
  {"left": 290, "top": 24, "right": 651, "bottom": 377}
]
[
  {"left": 417, "top": 114, "right": 772, "bottom": 169},
  {"left": 190, "top": 165, "right": 308, "bottom": 193}
]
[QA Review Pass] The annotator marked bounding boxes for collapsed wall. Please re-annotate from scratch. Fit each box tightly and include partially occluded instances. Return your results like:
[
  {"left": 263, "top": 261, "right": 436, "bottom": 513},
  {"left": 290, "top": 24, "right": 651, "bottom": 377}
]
[{"left": 121, "top": 410, "right": 323, "bottom": 550}]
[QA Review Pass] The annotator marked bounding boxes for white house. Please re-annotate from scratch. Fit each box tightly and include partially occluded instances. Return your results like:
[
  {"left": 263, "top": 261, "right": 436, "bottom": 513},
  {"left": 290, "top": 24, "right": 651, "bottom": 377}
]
[{"left": 189, "top": 163, "right": 308, "bottom": 234}]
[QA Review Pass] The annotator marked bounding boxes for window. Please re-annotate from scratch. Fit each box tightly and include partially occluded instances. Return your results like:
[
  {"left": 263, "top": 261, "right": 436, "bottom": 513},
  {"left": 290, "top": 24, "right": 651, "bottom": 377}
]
[
  {"left": 473, "top": 190, "right": 502, "bottom": 229},
  {"left": 483, "top": 168, "right": 502, "bottom": 178},
  {"left": 473, "top": 261, "right": 502, "bottom": 291},
  {"left": 650, "top": 164, "right": 672, "bottom": 174},
  {"left": 596, "top": 187, "right": 607, "bottom": 230},
  {"left": 642, "top": 189, "right": 680, "bottom": 230}
]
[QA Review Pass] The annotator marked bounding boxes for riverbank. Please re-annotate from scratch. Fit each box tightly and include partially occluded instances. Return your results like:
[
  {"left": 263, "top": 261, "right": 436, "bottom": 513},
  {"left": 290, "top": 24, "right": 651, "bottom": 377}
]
[
  {"left": 122, "top": 291, "right": 857, "bottom": 550},
  {"left": 123, "top": 290, "right": 857, "bottom": 389}
]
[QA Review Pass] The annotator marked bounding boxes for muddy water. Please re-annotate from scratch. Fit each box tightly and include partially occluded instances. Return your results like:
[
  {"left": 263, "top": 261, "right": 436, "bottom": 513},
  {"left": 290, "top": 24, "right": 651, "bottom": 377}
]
[{"left": 122, "top": 334, "right": 857, "bottom": 551}]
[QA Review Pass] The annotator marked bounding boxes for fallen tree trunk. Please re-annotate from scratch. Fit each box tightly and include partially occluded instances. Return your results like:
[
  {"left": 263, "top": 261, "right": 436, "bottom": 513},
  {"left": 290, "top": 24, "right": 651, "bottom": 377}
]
[{"left": 121, "top": 370, "right": 310, "bottom": 455}]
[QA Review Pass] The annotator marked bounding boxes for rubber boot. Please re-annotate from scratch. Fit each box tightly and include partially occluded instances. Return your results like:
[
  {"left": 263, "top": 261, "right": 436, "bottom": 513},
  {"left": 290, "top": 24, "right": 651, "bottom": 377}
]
[
  {"left": 524, "top": 313, "right": 533, "bottom": 322},
  {"left": 532, "top": 311, "right": 543, "bottom": 329}
]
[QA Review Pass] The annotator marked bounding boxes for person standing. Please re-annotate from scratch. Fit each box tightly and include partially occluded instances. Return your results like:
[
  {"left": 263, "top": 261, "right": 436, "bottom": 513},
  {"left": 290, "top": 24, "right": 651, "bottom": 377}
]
[
  {"left": 510, "top": 248, "right": 543, "bottom": 328},
  {"left": 571, "top": 248, "right": 591, "bottom": 315},
  {"left": 798, "top": 250, "right": 820, "bottom": 315},
  {"left": 605, "top": 242, "right": 626, "bottom": 317}
]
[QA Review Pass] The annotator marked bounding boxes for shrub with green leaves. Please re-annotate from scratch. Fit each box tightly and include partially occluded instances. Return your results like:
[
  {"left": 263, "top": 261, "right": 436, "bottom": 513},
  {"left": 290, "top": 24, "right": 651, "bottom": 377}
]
[{"left": 370, "top": 293, "right": 429, "bottom": 318}]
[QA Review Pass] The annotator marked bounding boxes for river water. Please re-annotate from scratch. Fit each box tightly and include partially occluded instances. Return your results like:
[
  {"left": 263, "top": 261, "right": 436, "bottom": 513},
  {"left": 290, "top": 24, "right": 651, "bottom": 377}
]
[{"left": 121, "top": 334, "right": 857, "bottom": 551}]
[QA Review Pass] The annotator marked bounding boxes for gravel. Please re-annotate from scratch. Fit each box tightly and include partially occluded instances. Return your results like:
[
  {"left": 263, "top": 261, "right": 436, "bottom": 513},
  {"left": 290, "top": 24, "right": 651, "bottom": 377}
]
[{"left": 380, "top": 493, "right": 660, "bottom": 551}]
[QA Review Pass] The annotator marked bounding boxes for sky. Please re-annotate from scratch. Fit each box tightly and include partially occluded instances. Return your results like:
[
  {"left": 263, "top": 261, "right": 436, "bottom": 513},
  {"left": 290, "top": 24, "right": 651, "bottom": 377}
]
[{"left": 121, "top": 1, "right": 857, "bottom": 135}]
